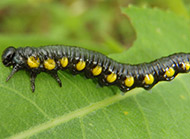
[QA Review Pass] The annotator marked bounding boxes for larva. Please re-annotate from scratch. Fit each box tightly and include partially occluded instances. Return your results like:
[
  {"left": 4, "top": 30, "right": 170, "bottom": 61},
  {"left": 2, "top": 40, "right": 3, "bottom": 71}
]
[{"left": 1, "top": 45, "right": 190, "bottom": 92}]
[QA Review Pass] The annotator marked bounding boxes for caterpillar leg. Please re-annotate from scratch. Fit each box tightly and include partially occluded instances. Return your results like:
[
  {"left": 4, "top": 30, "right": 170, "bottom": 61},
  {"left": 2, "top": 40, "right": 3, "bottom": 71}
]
[
  {"left": 30, "top": 72, "right": 37, "bottom": 92},
  {"left": 49, "top": 71, "right": 62, "bottom": 87},
  {"left": 6, "top": 65, "right": 20, "bottom": 82}
]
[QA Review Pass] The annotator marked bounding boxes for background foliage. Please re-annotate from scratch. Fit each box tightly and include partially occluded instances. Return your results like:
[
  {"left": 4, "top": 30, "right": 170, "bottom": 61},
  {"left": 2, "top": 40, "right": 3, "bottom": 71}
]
[{"left": 0, "top": 0, "right": 190, "bottom": 139}]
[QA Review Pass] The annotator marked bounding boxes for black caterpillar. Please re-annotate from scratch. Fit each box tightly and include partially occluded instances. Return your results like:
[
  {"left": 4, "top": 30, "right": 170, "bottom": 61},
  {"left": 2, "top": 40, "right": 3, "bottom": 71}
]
[{"left": 1, "top": 45, "right": 190, "bottom": 92}]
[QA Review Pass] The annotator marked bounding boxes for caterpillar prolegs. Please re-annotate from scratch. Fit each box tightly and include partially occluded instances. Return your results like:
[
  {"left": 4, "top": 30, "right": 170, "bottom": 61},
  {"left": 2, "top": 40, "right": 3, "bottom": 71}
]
[{"left": 1, "top": 45, "right": 190, "bottom": 92}]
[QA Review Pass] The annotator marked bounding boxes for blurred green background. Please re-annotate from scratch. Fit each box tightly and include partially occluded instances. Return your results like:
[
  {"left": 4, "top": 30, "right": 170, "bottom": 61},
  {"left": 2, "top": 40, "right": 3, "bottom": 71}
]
[{"left": 0, "top": 0, "right": 189, "bottom": 54}]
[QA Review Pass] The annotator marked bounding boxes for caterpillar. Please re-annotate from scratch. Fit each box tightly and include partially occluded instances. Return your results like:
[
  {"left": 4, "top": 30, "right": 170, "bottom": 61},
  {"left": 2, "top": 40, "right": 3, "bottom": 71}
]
[{"left": 1, "top": 45, "right": 190, "bottom": 93}]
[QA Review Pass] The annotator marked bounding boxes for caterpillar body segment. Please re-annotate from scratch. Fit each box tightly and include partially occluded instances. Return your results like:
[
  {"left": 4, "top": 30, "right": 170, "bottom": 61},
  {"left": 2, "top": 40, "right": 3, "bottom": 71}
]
[{"left": 2, "top": 45, "right": 190, "bottom": 92}]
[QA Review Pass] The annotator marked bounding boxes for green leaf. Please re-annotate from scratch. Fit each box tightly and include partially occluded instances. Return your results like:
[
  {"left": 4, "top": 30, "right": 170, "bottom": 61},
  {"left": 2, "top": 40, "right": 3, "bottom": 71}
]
[
  {"left": 0, "top": 6, "right": 190, "bottom": 139},
  {"left": 136, "top": 0, "right": 189, "bottom": 18}
]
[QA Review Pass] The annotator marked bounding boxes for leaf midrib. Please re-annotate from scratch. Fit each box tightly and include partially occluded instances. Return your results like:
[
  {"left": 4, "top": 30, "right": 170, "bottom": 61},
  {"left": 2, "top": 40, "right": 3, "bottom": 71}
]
[{"left": 4, "top": 87, "right": 141, "bottom": 139}]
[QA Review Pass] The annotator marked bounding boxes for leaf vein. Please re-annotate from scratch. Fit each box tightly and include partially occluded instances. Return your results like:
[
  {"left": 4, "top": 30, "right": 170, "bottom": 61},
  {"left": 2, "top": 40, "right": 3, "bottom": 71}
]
[
  {"left": 7, "top": 89, "right": 141, "bottom": 139},
  {"left": 0, "top": 85, "right": 51, "bottom": 120}
]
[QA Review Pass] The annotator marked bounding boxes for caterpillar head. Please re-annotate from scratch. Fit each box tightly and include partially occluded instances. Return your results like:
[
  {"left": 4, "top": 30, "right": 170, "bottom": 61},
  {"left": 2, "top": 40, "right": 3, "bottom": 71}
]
[
  {"left": 2, "top": 46, "right": 16, "bottom": 67},
  {"left": 2, "top": 47, "right": 21, "bottom": 82}
]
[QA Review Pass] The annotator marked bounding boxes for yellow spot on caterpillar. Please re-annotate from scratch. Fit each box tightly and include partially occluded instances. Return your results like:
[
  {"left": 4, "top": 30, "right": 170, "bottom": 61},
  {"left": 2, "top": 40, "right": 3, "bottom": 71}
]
[
  {"left": 124, "top": 76, "right": 134, "bottom": 87},
  {"left": 165, "top": 67, "right": 175, "bottom": 77},
  {"left": 106, "top": 72, "right": 117, "bottom": 83},
  {"left": 185, "top": 62, "right": 190, "bottom": 71},
  {"left": 60, "top": 57, "right": 68, "bottom": 68},
  {"left": 44, "top": 58, "right": 56, "bottom": 70},
  {"left": 76, "top": 60, "right": 86, "bottom": 71},
  {"left": 92, "top": 65, "right": 102, "bottom": 76},
  {"left": 27, "top": 56, "right": 40, "bottom": 68},
  {"left": 144, "top": 74, "right": 154, "bottom": 85}
]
